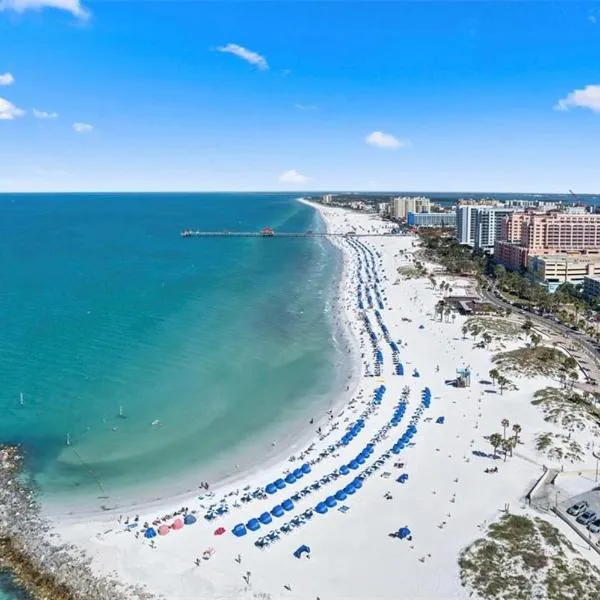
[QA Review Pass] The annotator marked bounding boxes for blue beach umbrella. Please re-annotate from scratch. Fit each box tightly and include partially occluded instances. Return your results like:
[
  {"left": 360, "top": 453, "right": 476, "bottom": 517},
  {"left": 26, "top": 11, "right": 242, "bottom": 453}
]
[
  {"left": 183, "top": 514, "right": 197, "bottom": 525},
  {"left": 246, "top": 518, "right": 260, "bottom": 532},
  {"left": 271, "top": 505, "right": 285, "bottom": 518},
  {"left": 334, "top": 490, "right": 347, "bottom": 501},
  {"left": 325, "top": 496, "right": 337, "bottom": 508},
  {"left": 315, "top": 502, "right": 328, "bottom": 514},
  {"left": 274, "top": 478, "right": 286, "bottom": 489},
  {"left": 282, "top": 498, "right": 294, "bottom": 511},
  {"left": 301, "top": 463, "right": 311, "bottom": 474},
  {"left": 259, "top": 512, "right": 273, "bottom": 525},
  {"left": 265, "top": 483, "right": 277, "bottom": 495},
  {"left": 344, "top": 483, "right": 356, "bottom": 495},
  {"left": 144, "top": 527, "right": 157, "bottom": 539},
  {"left": 232, "top": 523, "right": 247, "bottom": 537},
  {"left": 285, "top": 473, "right": 297, "bottom": 484}
]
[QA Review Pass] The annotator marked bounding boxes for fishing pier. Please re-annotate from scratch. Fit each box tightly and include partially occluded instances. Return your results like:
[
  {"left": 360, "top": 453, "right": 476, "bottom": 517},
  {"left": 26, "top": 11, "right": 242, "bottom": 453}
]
[{"left": 181, "top": 227, "right": 398, "bottom": 238}]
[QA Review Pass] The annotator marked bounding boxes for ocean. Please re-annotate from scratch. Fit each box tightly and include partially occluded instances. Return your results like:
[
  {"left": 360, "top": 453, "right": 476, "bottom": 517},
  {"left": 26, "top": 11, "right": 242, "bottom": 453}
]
[{"left": 0, "top": 193, "right": 346, "bottom": 519}]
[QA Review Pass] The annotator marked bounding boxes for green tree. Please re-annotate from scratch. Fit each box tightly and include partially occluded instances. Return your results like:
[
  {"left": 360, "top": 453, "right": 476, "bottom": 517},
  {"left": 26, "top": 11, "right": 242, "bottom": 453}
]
[
  {"left": 569, "top": 371, "right": 579, "bottom": 389},
  {"left": 461, "top": 324, "right": 468, "bottom": 339},
  {"left": 512, "top": 424, "right": 522, "bottom": 444},
  {"left": 501, "top": 438, "right": 515, "bottom": 461},
  {"left": 501, "top": 418, "right": 510, "bottom": 440},
  {"left": 489, "top": 368, "right": 500, "bottom": 385},
  {"left": 489, "top": 433, "right": 503, "bottom": 458},
  {"left": 522, "top": 319, "right": 533, "bottom": 333},
  {"left": 529, "top": 332, "right": 542, "bottom": 347}
]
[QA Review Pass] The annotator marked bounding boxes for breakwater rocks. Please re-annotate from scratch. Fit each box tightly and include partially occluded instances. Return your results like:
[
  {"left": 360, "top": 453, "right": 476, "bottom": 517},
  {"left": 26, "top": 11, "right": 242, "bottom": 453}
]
[{"left": 0, "top": 445, "right": 157, "bottom": 600}]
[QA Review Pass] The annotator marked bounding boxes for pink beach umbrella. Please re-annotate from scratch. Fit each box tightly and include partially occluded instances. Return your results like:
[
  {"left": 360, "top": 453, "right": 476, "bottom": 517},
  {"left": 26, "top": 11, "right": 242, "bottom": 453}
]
[
  {"left": 172, "top": 518, "right": 184, "bottom": 530},
  {"left": 158, "top": 525, "right": 171, "bottom": 536},
  {"left": 214, "top": 527, "right": 226, "bottom": 536}
]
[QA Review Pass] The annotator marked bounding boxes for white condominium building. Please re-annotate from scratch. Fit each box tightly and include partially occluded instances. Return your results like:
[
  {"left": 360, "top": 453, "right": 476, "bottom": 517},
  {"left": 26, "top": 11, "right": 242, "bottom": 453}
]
[{"left": 456, "top": 204, "right": 514, "bottom": 252}]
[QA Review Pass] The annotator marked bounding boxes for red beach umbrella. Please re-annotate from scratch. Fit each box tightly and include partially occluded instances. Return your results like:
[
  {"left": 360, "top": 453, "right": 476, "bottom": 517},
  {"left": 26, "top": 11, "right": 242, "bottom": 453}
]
[
  {"left": 214, "top": 527, "right": 226, "bottom": 536},
  {"left": 158, "top": 525, "right": 170, "bottom": 536},
  {"left": 172, "top": 518, "right": 184, "bottom": 530}
]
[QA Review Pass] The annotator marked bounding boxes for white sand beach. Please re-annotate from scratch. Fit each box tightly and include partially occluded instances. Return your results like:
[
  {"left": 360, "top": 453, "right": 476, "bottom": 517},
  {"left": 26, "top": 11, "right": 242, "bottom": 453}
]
[{"left": 52, "top": 202, "right": 600, "bottom": 600}]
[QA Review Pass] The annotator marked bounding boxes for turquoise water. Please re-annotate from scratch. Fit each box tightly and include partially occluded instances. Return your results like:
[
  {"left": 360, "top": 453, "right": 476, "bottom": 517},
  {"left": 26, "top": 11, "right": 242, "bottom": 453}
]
[
  {"left": 0, "top": 193, "right": 343, "bottom": 509},
  {"left": 0, "top": 573, "right": 33, "bottom": 600}
]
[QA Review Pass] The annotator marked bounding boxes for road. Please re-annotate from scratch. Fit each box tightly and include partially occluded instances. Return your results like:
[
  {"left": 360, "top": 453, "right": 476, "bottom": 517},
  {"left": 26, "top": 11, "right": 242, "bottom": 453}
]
[{"left": 479, "top": 287, "right": 600, "bottom": 391}]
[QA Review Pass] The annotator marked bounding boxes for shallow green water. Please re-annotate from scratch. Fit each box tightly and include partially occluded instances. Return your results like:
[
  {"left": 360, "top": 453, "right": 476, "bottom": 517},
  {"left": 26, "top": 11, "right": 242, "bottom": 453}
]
[{"left": 0, "top": 193, "right": 343, "bottom": 507}]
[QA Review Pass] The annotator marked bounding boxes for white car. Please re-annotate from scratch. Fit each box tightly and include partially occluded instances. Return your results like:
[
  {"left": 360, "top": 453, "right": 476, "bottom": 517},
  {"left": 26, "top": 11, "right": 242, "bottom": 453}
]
[{"left": 588, "top": 518, "right": 600, "bottom": 534}]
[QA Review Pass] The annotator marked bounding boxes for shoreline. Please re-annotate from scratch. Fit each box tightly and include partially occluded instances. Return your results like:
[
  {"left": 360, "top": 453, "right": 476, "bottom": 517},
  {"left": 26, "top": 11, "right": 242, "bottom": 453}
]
[
  {"left": 43, "top": 197, "right": 362, "bottom": 522},
  {"left": 46, "top": 202, "right": 600, "bottom": 600}
]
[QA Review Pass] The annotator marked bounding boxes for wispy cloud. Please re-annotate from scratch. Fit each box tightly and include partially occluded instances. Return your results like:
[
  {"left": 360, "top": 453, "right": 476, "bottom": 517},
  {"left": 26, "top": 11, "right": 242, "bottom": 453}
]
[
  {"left": 279, "top": 169, "right": 308, "bottom": 184},
  {"left": 281, "top": 69, "right": 292, "bottom": 77},
  {"left": 73, "top": 122, "right": 93, "bottom": 133},
  {"left": 365, "top": 131, "right": 409, "bottom": 150},
  {"left": 0, "top": 72, "right": 14, "bottom": 86},
  {"left": 33, "top": 108, "right": 58, "bottom": 119},
  {"left": 0, "top": 0, "right": 89, "bottom": 19},
  {"left": 0, "top": 97, "right": 25, "bottom": 120},
  {"left": 590, "top": 15, "right": 597, "bottom": 24},
  {"left": 295, "top": 103, "right": 318, "bottom": 111},
  {"left": 555, "top": 85, "right": 600, "bottom": 113},
  {"left": 216, "top": 43, "right": 268, "bottom": 70}
]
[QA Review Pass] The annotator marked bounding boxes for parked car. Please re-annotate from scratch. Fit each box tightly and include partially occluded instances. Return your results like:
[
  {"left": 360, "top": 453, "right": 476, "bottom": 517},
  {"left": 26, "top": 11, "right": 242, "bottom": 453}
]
[
  {"left": 567, "top": 501, "right": 588, "bottom": 516},
  {"left": 576, "top": 510, "right": 597, "bottom": 525},
  {"left": 588, "top": 518, "right": 600, "bottom": 533}
]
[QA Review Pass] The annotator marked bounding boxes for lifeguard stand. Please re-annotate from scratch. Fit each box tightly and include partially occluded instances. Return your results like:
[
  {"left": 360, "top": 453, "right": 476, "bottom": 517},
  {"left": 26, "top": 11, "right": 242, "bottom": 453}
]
[{"left": 456, "top": 366, "right": 471, "bottom": 388}]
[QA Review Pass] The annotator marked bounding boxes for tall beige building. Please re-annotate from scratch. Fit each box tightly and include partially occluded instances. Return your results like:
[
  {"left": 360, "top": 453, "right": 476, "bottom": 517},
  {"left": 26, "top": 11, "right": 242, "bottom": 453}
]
[
  {"left": 391, "top": 196, "right": 431, "bottom": 220},
  {"left": 496, "top": 211, "right": 600, "bottom": 270}
]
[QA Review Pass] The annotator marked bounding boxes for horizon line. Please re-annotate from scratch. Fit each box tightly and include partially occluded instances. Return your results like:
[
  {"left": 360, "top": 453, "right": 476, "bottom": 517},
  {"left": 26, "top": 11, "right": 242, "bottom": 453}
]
[{"left": 0, "top": 190, "right": 598, "bottom": 196}]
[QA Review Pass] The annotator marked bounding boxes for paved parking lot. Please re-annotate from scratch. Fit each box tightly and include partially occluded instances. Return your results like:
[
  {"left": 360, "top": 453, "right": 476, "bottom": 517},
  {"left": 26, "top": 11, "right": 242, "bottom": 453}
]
[{"left": 558, "top": 488, "right": 600, "bottom": 546}]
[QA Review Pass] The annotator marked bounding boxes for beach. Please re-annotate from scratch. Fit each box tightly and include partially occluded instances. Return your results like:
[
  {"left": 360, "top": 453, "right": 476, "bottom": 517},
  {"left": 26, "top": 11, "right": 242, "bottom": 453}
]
[{"left": 51, "top": 201, "right": 600, "bottom": 600}]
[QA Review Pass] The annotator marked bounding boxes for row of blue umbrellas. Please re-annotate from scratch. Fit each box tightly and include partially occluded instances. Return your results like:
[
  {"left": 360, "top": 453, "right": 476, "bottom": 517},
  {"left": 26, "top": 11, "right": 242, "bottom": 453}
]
[{"left": 264, "top": 463, "right": 312, "bottom": 495}]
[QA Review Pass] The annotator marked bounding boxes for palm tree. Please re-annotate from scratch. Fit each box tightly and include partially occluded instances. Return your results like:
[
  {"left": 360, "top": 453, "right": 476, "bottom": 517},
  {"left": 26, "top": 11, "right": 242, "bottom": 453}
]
[
  {"left": 461, "top": 325, "right": 468, "bottom": 340},
  {"left": 489, "top": 433, "right": 503, "bottom": 458},
  {"left": 489, "top": 368, "right": 500, "bottom": 385},
  {"left": 512, "top": 424, "right": 522, "bottom": 444},
  {"left": 501, "top": 418, "right": 510, "bottom": 440},
  {"left": 482, "top": 332, "right": 492, "bottom": 347},
  {"left": 497, "top": 375, "right": 513, "bottom": 395},
  {"left": 501, "top": 438, "right": 515, "bottom": 461},
  {"left": 444, "top": 306, "right": 452, "bottom": 322},
  {"left": 522, "top": 319, "right": 533, "bottom": 333}
]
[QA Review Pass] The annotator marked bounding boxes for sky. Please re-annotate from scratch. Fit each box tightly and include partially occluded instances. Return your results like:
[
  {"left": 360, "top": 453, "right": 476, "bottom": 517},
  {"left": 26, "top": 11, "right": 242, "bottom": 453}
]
[{"left": 1, "top": 1, "right": 600, "bottom": 193}]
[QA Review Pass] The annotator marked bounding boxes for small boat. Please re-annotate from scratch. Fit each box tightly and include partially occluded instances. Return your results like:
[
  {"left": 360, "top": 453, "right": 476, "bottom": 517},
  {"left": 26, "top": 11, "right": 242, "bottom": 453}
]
[{"left": 19, "top": 392, "right": 24, "bottom": 406}]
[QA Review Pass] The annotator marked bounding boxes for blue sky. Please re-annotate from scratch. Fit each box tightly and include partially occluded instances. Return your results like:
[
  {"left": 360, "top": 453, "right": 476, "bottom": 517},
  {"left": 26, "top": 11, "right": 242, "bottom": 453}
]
[{"left": 1, "top": 1, "right": 600, "bottom": 193}]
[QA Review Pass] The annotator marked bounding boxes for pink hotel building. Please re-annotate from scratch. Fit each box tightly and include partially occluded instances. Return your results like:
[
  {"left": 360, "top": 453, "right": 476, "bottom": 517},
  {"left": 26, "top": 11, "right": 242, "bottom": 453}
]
[{"left": 495, "top": 211, "right": 600, "bottom": 270}]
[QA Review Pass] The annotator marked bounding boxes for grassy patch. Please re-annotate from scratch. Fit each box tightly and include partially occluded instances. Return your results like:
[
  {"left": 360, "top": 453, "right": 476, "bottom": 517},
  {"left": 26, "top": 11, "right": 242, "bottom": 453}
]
[
  {"left": 533, "top": 387, "right": 600, "bottom": 431},
  {"left": 465, "top": 317, "right": 523, "bottom": 339},
  {"left": 492, "top": 346, "right": 576, "bottom": 379},
  {"left": 459, "top": 514, "right": 600, "bottom": 600}
]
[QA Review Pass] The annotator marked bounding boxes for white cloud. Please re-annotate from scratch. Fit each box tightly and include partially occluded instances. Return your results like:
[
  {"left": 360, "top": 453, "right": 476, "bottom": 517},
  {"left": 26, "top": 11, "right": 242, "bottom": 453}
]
[
  {"left": 0, "top": 0, "right": 89, "bottom": 18},
  {"left": 282, "top": 69, "right": 292, "bottom": 77},
  {"left": 73, "top": 122, "right": 93, "bottom": 133},
  {"left": 590, "top": 15, "right": 597, "bottom": 24},
  {"left": 33, "top": 108, "right": 58, "bottom": 119},
  {"left": 0, "top": 72, "right": 14, "bottom": 86},
  {"left": 365, "top": 131, "right": 409, "bottom": 149},
  {"left": 295, "top": 103, "right": 318, "bottom": 111},
  {"left": 0, "top": 97, "right": 25, "bottom": 120},
  {"left": 555, "top": 85, "right": 600, "bottom": 113},
  {"left": 279, "top": 169, "right": 308, "bottom": 184},
  {"left": 216, "top": 43, "right": 268, "bottom": 70}
]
